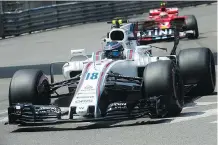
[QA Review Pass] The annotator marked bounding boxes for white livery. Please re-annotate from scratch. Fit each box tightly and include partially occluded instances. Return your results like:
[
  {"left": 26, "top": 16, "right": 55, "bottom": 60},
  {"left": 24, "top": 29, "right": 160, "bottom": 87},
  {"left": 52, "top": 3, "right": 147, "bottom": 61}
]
[{"left": 62, "top": 23, "right": 170, "bottom": 119}]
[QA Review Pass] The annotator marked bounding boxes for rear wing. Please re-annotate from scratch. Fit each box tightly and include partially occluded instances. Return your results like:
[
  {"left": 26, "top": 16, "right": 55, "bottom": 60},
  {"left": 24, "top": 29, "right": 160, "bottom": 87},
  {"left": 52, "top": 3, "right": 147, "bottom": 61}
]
[
  {"left": 135, "top": 17, "right": 185, "bottom": 31},
  {"left": 166, "top": 8, "right": 179, "bottom": 14},
  {"left": 137, "top": 20, "right": 158, "bottom": 30},
  {"left": 149, "top": 9, "right": 160, "bottom": 16},
  {"left": 127, "top": 19, "right": 182, "bottom": 55}
]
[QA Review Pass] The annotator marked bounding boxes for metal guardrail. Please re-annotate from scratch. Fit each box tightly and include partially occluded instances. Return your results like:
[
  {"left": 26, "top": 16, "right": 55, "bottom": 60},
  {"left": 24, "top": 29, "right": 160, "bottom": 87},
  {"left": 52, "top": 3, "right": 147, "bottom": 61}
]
[{"left": 0, "top": 1, "right": 215, "bottom": 38}]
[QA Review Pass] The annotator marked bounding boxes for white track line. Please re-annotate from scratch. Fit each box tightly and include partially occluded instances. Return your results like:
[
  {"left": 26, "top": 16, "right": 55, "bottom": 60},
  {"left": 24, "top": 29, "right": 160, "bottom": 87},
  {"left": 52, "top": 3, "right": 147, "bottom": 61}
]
[
  {"left": 183, "top": 102, "right": 217, "bottom": 110},
  {"left": 210, "top": 120, "right": 218, "bottom": 124},
  {"left": 0, "top": 110, "right": 7, "bottom": 115},
  {"left": 0, "top": 117, "right": 8, "bottom": 123},
  {"left": 169, "top": 109, "right": 217, "bottom": 124}
]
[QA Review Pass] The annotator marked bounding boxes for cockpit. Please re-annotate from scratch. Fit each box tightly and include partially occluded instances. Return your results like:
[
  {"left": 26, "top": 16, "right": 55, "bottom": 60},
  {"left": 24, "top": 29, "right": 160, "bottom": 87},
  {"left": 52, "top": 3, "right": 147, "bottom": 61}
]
[{"left": 159, "top": 12, "right": 168, "bottom": 18}]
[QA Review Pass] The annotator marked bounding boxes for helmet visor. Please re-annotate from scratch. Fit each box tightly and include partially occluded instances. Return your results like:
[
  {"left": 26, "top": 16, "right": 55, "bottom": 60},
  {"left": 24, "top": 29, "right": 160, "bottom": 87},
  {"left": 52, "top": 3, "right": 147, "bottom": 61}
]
[{"left": 111, "top": 51, "right": 120, "bottom": 57}]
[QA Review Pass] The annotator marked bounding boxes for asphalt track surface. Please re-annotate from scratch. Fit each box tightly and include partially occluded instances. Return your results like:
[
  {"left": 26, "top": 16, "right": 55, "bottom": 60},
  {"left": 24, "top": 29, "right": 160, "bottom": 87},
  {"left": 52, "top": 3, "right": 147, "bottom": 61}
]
[{"left": 0, "top": 3, "right": 217, "bottom": 145}]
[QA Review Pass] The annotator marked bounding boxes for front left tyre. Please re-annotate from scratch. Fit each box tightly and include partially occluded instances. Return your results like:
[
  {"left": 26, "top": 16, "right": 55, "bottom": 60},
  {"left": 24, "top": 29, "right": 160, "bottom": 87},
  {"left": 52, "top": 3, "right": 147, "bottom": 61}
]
[
  {"left": 143, "top": 60, "right": 184, "bottom": 117},
  {"left": 185, "top": 15, "right": 199, "bottom": 39}
]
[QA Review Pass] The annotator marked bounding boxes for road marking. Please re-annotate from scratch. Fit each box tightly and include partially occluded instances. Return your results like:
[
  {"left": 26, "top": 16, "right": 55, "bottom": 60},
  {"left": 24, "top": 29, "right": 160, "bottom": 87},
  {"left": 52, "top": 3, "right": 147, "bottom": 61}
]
[
  {"left": 183, "top": 101, "right": 217, "bottom": 110},
  {"left": 210, "top": 120, "right": 217, "bottom": 124},
  {"left": 194, "top": 102, "right": 218, "bottom": 105},
  {"left": 169, "top": 109, "right": 217, "bottom": 124},
  {"left": 0, "top": 117, "right": 8, "bottom": 123},
  {"left": 0, "top": 110, "right": 7, "bottom": 115}
]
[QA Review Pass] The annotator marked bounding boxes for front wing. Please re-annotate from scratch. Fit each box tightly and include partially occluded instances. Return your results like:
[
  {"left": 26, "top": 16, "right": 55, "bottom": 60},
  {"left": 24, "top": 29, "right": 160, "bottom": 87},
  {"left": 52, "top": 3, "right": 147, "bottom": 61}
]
[{"left": 6, "top": 102, "right": 153, "bottom": 126}]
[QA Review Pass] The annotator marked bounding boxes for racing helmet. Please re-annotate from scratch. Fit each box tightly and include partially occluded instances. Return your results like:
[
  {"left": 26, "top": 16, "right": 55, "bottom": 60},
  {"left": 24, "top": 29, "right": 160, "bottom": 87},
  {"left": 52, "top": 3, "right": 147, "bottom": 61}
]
[
  {"left": 160, "top": 2, "right": 167, "bottom": 11},
  {"left": 104, "top": 41, "right": 124, "bottom": 59},
  {"left": 159, "top": 12, "right": 168, "bottom": 18}
]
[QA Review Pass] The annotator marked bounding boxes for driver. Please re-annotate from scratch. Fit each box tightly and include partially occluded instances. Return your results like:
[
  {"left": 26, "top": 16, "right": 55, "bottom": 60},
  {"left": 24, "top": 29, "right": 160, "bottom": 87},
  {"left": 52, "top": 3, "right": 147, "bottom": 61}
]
[
  {"left": 159, "top": 11, "right": 168, "bottom": 18},
  {"left": 103, "top": 41, "right": 125, "bottom": 59}
]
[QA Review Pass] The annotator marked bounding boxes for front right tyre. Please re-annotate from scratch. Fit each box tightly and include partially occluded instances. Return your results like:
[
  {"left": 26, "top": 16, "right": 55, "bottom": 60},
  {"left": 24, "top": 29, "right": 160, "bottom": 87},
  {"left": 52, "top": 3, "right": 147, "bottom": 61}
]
[
  {"left": 9, "top": 69, "right": 51, "bottom": 106},
  {"left": 184, "top": 15, "right": 199, "bottom": 39}
]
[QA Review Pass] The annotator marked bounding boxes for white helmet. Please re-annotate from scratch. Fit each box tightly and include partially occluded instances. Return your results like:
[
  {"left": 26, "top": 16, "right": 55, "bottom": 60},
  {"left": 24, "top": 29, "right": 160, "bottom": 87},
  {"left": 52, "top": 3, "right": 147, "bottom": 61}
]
[{"left": 159, "top": 12, "right": 168, "bottom": 18}]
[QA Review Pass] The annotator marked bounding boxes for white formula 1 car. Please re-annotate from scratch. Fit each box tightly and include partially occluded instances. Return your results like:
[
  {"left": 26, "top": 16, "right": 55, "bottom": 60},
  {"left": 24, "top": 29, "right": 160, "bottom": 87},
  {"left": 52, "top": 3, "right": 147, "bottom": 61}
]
[{"left": 6, "top": 22, "right": 215, "bottom": 126}]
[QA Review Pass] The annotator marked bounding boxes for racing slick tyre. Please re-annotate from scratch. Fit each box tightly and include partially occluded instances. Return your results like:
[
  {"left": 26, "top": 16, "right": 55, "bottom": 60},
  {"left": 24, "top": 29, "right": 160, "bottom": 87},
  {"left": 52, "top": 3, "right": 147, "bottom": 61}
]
[
  {"left": 9, "top": 69, "right": 51, "bottom": 106},
  {"left": 185, "top": 15, "right": 199, "bottom": 39},
  {"left": 178, "top": 47, "right": 216, "bottom": 96},
  {"left": 143, "top": 60, "right": 184, "bottom": 117}
]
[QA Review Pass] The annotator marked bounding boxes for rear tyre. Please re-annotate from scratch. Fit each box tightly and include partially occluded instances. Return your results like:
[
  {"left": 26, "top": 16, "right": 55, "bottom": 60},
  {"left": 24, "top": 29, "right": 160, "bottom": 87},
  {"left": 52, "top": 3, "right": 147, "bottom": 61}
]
[
  {"left": 178, "top": 47, "right": 216, "bottom": 96},
  {"left": 9, "top": 69, "right": 51, "bottom": 106},
  {"left": 143, "top": 60, "right": 184, "bottom": 117},
  {"left": 185, "top": 15, "right": 199, "bottom": 39}
]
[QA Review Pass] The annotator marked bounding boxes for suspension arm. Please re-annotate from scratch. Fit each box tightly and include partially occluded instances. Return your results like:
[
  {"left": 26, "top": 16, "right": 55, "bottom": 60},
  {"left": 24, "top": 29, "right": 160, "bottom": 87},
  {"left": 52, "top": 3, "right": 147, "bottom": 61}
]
[
  {"left": 106, "top": 72, "right": 143, "bottom": 91},
  {"left": 49, "top": 74, "right": 81, "bottom": 92},
  {"left": 107, "top": 72, "right": 143, "bottom": 81}
]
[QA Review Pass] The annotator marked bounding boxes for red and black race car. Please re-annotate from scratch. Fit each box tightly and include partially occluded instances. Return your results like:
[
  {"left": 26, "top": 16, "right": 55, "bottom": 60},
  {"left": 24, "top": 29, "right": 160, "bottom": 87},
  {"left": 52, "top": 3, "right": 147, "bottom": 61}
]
[{"left": 140, "top": 2, "right": 199, "bottom": 43}]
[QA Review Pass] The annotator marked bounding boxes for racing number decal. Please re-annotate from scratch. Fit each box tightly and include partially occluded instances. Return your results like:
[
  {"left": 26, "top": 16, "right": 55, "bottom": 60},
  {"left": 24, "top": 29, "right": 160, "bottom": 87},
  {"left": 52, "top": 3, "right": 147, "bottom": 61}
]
[{"left": 85, "top": 72, "right": 99, "bottom": 80}]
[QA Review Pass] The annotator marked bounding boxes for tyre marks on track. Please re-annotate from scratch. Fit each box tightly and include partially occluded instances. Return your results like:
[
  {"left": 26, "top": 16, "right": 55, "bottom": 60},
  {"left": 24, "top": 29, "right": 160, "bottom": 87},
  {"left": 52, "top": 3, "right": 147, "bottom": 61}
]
[
  {"left": 0, "top": 110, "right": 8, "bottom": 123},
  {"left": 210, "top": 120, "right": 218, "bottom": 124},
  {"left": 0, "top": 110, "right": 7, "bottom": 115},
  {"left": 168, "top": 108, "right": 217, "bottom": 124},
  {"left": 183, "top": 101, "right": 217, "bottom": 110}
]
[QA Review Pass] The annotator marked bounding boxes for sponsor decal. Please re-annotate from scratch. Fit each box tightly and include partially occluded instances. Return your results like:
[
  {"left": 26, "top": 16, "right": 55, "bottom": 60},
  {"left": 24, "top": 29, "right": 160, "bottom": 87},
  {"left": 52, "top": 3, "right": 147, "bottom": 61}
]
[
  {"left": 140, "top": 29, "right": 173, "bottom": 37},
  {"left": 126, "top": 41, "right": 130, "bottom": 46},
  {"left": 77, "top": 91, "right": 95, "bottom": 95},
  {"left": 80, "top": 85, "right": 95, "bottom": 93},
  {"left": 78, "top": 106, "right": 85, "bottom": 110},
  {"left": 113, "top": 102, "right": 126, "bottom": 106},
  {"left": 75, "top": 99, "right": 93, "bottom": 103},
  {"left": 160, "top": 25, "right": 168, "bottom": 29},
  {"left": 85, "top": 72, "right": 99, "bottom": 80},
  {"left": 76, "top": 96, "right": 94, "bottom": 99},
  {"left": 76, "top": 106, "right": 88, "bottom": 115},
  {"left": 38, "top": 107, "right": 61, "bottom": 114},
  {"left": 72, "top": 52, "right": 82, "bottom": 55},
  {"left": 107, "top": 102, "right": 127, "bottom": 110},
  {"left": 84, "top": 85, "right": 94, "bottom": 90},
  {"left": 71, "top": 51, "right": 82, "bottom": 55}
]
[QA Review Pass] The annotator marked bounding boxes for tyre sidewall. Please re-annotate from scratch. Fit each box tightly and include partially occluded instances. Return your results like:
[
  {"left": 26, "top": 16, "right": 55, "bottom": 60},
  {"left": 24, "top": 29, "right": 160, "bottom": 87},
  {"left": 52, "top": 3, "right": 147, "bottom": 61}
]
[
  {"left": 9, "top": 69, "right": 50, "bottom": 106},
  {"left": 143, "top": 60, "right": 183, "bottom": 117}
]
